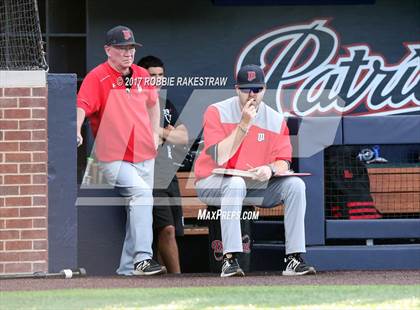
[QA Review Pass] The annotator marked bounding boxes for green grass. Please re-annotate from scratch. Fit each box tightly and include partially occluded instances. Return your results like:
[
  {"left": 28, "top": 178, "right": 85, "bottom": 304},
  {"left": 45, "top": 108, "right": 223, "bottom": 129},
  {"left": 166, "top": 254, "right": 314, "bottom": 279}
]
[{"left": 1, "top": 285, "right": 419, "bottom": 310}]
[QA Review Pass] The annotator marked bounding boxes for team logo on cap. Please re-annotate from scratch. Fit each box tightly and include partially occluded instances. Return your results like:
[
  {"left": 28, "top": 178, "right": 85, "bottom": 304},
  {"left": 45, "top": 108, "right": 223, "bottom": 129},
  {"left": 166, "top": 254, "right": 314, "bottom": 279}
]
[
  {"left": 122, "top": 30, "right": 132, "bottom": 40},
  {"left": 257, "top": 133, "right": 265, "bottom": 142},
  {"left": 247, "top": 71, "right": 256, "bottom": 81}
]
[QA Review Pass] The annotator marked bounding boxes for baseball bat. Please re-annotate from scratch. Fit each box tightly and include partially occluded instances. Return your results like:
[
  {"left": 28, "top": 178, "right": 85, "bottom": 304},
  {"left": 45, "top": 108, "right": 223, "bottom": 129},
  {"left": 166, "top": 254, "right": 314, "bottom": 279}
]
[{"left": 0, "top": 267, "right": 87, "bottom": 280}]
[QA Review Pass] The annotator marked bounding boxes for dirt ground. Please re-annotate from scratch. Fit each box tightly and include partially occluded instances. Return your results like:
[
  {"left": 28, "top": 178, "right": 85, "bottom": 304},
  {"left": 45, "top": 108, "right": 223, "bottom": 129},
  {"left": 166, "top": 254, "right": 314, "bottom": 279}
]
[{"left": 1, "top": 270, "right": 419, "bottom": 291}]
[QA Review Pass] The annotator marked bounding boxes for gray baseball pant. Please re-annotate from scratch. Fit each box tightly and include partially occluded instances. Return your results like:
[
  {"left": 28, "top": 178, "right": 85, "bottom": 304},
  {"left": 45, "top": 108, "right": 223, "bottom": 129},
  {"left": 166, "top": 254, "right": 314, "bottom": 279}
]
[
  {"left": 99, "top": 159, "right": 155, "bottom": 275},
  {"left": 196, "top": 174, "right": 307, "bottom": 255}
]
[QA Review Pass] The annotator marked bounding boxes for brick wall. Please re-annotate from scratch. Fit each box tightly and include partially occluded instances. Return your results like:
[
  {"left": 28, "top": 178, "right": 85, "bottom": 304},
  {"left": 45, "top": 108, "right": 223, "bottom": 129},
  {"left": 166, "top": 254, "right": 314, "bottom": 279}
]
[{"left": 0, "top": 80, "right": 48, "bottom": 274}]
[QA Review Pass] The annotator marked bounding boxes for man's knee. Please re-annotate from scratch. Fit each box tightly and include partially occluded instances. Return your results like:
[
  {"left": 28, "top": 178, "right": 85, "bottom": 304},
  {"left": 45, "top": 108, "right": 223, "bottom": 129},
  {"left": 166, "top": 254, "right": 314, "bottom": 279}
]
[
  {"left": 123, "top": 187, "right": 153, "bottom": 207},
  {"left": 159, "top": 225, "right": 176, "bottom": 242},
  {"left": 283, "top": 177, "right": 306, "bottom": 194},
  {"left": 223, "top": 176, "right": 246, "bottom": 194},
  {"left": 128, "top": 186, "right": 153, "bottom": 198}
]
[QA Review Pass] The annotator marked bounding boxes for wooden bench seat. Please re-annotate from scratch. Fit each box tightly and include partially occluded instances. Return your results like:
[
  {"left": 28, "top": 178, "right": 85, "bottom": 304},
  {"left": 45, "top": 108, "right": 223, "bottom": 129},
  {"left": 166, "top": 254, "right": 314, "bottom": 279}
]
[
  {"left": 183, "top": 226, "right": 209, "bottom": 235},
  {"left": 367, "top": 166, "right": 420, "bottom": 214}
]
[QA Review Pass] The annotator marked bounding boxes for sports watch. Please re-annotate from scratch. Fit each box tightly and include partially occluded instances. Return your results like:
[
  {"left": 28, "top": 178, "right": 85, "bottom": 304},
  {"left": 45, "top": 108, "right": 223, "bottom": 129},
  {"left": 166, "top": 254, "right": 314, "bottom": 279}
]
[{"left": 268, "top": 163, "right": 277, "bottom": 177}]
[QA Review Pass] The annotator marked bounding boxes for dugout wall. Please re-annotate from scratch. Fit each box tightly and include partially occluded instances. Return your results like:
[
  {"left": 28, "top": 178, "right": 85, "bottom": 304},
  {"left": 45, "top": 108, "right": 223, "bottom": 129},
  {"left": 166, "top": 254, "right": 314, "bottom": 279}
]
[
  {"left": 71, "top": 0, "right": 420, "bottom": 273},
  {"left": 2, "top": 0, "right": 418, "bottom": 275}
]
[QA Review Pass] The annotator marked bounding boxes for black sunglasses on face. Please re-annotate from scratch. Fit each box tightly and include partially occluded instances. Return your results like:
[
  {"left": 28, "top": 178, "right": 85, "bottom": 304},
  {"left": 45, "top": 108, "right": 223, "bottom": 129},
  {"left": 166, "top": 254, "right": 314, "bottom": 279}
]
[{"left": 239, "top": 87, "right": 264, "bottom": 94}]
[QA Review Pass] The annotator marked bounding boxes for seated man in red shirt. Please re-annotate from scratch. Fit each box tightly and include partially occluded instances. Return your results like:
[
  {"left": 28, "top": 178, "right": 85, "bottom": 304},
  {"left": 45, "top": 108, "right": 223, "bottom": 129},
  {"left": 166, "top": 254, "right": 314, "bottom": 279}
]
[
  {"left": 76, "top": 25, "right": 166, "bottom": 276},
  {"left": 194, "top": 64, "right": 316, "bottom": 277}
]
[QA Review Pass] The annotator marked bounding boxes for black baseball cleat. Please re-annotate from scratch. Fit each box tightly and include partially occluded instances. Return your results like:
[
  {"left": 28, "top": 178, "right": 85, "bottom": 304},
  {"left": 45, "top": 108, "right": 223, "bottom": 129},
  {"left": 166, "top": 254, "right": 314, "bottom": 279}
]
[
  {"left": 282, "top": 253, "right": 316, "bottom": 276},
  {"left": 220, "top": 253, "right": 245, "bottom": 278},
  {"left": 133, "top": 259, "right": 167, "bottom": 276}
]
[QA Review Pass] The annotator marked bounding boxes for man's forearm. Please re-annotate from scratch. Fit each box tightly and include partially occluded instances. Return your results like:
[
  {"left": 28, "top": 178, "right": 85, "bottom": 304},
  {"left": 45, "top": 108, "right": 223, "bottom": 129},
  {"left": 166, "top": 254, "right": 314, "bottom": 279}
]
[
  {"left": 216, "top": 124, "right": 248, "bottom": 165},
  {"left": 148, "top": 100, "right": 161, "bottom": 147},
  {"left": 147, "top": 101, "right": 160, "bottom": 132},
  {"left": 271, "top": 159, "right": 291, "bottom": 174},
  {"left": 163, "top": 125, "right": 188, "bottom": 145},
  {"left": 77, "top": 107, "right": 86, "bottom": 134}
]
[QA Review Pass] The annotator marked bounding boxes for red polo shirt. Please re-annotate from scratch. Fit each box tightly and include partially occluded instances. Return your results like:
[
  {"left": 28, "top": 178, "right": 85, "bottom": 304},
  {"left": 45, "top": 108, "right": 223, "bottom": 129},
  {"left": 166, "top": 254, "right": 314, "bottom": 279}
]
[
  {"left": 194, "top": 96, "right": 292, "bottom": 180},
  {"left": 77, "top": 62, "right": 158, "bottom": 162}
]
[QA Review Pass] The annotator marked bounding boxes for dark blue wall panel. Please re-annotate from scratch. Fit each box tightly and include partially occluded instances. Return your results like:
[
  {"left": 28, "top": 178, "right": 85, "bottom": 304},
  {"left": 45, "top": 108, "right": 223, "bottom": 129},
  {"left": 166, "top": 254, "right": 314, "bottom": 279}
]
[
  {"left": 305, "top": 244, "right": 420, "bottom": 270},
  {"left": 343, "top": 116, "right": 420, "bottom": 145},
  {"left": 294, "top": 117, "right": 342, "bottom": 245},
  {"left": 299, "top": 151, "right": 326, "bottom": 245},
  {"left": 48, "top": 74, "right": 78, "bottom": 272},
  {"left": 76, "top": 188, "right": 124, "bottom": 275},
  {"left": 326, "top": 219, "right": 420, "bottom": 239}
]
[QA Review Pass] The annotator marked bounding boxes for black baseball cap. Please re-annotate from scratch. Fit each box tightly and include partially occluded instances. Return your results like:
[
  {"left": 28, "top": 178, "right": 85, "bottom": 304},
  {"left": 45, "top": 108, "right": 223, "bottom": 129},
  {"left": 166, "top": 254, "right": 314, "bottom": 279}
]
[
  {"left": 105, "top": 25, "right": 142, "bottom": 47},
  {"left": 236, "top": 64, "right": 266, "bottom": 88}
]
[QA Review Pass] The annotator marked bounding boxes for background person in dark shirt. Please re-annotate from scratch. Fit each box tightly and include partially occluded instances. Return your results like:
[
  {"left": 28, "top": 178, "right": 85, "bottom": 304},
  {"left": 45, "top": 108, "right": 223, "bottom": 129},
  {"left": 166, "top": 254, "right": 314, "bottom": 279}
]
[{"left": 138, "top": 55, "right": 188, "bottom": 273}]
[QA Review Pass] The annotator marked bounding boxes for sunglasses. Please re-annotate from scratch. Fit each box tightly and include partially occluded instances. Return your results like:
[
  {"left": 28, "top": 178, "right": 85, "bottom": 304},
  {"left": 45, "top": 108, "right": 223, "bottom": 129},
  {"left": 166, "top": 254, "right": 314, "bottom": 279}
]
[{"left": 239, "top": 87, "right": 264, "bottom": 94}]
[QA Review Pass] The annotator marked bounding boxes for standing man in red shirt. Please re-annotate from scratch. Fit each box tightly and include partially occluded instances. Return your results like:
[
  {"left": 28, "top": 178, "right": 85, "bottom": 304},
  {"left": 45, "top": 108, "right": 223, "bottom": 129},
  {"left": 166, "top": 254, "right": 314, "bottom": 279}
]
[
  {"left": 76, "top": 25, "right": 166, "bottom": 276},
  {"left": 195, "top": 65, "right": 316, "bottom": 277}
]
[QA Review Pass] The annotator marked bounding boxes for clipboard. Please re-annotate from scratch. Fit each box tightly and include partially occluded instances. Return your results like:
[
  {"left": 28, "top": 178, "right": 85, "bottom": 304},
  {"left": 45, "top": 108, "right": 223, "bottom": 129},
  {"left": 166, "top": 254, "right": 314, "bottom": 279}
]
[{"left": 212, "top": 168, "right": 311, "bottom": 178}]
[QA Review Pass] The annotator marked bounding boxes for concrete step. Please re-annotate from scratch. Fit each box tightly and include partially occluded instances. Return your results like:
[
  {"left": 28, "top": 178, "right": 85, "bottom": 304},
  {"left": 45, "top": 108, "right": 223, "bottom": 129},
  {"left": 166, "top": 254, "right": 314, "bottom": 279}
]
[{"left": 251, "top": 243, "right": 420, "bottom": 271}]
